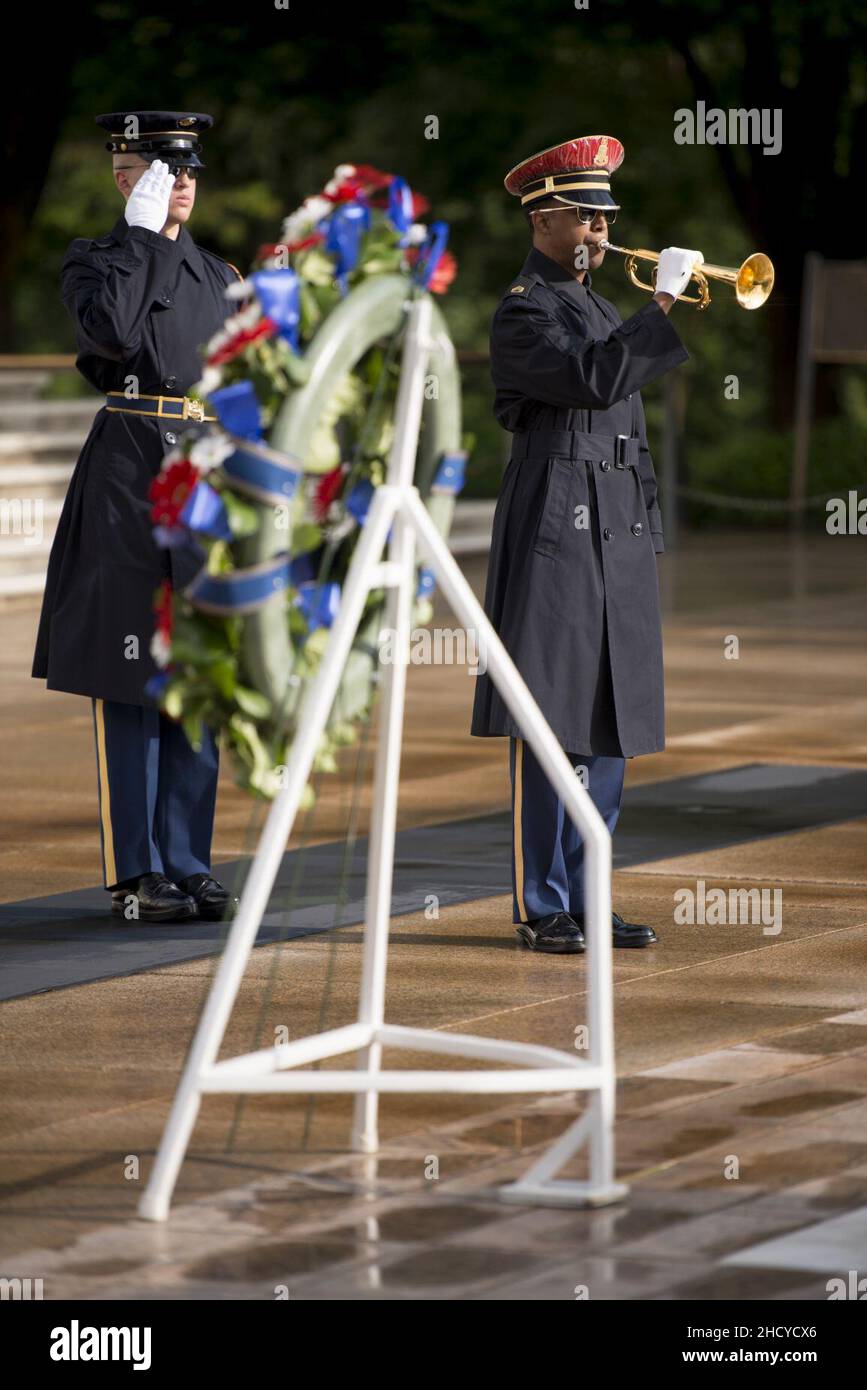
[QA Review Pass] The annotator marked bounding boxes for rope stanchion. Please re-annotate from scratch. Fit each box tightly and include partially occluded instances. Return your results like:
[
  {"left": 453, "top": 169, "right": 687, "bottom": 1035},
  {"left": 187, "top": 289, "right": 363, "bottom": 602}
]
[{"left": 665, "top": 483, "right": 860, "bottom": 511}]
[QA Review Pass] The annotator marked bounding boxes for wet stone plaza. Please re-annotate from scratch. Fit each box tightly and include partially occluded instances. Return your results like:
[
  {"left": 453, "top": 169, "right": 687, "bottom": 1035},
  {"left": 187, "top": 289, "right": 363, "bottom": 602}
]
[{"left": 1, "top": 533, "right": 866, "bottom": 1300}]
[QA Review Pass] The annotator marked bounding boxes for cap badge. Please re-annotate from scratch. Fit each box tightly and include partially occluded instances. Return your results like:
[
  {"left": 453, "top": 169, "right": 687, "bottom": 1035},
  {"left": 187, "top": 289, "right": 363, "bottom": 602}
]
[{"left": 594, "top": 137, "right": 609, "bottom": 167}]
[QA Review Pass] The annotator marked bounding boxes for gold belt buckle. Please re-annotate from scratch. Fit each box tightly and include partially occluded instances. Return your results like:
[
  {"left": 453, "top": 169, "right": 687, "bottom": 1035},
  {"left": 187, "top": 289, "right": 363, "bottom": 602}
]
[{"left": 182, "top": 396, "right": 205, "bottom": 422}]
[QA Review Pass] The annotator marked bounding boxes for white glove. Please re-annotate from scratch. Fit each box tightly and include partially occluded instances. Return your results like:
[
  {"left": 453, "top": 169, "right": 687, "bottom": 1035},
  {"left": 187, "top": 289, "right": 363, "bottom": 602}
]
[
  {"left": 655, "top": 246, "right": 704, "bottom": 300},
  {"left": 123, "top": 159, "right": 176, "bottom": 233}
]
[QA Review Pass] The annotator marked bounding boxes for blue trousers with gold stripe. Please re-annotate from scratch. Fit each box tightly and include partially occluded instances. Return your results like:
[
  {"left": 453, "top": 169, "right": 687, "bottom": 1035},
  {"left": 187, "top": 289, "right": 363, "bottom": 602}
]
[
  {"left": 91, "top": 698, "right": 219, "bottom": 891},
  {"left": 509, "top": 735, "right": 625, "bottom": 924}
]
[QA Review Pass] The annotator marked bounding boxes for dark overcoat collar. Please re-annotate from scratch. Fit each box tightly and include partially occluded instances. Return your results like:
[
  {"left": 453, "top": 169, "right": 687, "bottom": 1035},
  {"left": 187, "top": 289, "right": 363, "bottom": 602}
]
[
  {"left": 108, "top": 214, "right": 204, "bottom": 281},
  {"left": 520, "top": 245, "right": 593, "bottom": 307}
]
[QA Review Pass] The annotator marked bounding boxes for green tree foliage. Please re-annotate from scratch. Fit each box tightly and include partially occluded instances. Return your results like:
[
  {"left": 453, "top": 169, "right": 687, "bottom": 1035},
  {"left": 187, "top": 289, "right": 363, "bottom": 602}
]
[{"left": 9, "top": 0, "right": 865, "bottom": 518}]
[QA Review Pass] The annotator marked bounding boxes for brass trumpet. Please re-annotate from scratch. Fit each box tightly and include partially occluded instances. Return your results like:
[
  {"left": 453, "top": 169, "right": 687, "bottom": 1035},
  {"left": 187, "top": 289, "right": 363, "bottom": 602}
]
[{"left": 599, "top": 240, "right": 774, "bottom": 310}]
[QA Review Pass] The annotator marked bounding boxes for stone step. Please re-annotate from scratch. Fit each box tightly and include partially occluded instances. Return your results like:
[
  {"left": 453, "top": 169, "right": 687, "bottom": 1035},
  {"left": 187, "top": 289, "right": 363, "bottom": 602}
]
[
  {"left": 0, "top": 500, "right": 63, "bottom": 580},
  {"left": 0, "top": 463, "right": 74, "bottom": 501},
  {"left": 0, "top": 431, "right": 86, "bottom": 470},
  {"left": 0, "top": 494, "right": 59, "bottom": 592},
  {"left": 0, "top": 399, "right": 99, "bottom": 432},
  {"left": 0, "top": 370, "right": 54, "bottom": 401},
  {"left": 0, "top": 360, "right": 78, "bottom": 401},
  {"left": 0, "top": 570, "right": 46, "bottom": 597}
]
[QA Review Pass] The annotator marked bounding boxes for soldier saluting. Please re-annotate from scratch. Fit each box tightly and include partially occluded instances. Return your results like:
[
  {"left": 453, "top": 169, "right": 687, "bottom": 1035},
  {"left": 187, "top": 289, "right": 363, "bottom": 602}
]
[
  {"left": 471, "top": 135, "right": 701, "bottom": 954},
  {"left": 32, "top": 111, "right": 240, "bottom": 923}
]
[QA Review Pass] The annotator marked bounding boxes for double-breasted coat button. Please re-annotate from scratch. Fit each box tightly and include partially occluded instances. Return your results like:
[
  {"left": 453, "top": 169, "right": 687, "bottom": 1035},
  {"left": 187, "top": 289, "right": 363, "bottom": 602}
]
[
  {"left": 632, "top": 522, "right": 643, "bottom": 536},
  {"left": 163, "top": 375, "right": 177, "bottom": 390},
  {"left": 165, "top": 430, "right": 177, "bottom": 445},
  {"left": 161, "top": 291, "right": 173, "bottom": 306},
  {"left": 600, "top": 459, "right": 611, "bottom": 472},
  {"left": 603, "top": 527, "right": 613, "bottom": 541}
]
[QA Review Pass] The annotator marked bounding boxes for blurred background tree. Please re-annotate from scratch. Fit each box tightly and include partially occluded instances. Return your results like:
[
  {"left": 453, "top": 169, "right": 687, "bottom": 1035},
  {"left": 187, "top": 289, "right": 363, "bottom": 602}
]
[{"left": 4, "top": 0, "right": 865, "bottom": 516}]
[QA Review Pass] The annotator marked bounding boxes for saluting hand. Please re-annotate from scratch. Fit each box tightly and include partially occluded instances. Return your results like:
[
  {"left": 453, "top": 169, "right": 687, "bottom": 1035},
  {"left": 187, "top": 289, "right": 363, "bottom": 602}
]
[{"left": 124, "top": 159, "right": 176, "bottom": 234}]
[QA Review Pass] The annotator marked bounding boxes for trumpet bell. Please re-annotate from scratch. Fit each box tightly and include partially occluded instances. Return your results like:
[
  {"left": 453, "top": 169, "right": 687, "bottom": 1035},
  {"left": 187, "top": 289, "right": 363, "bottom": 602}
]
[{"left": 734, "top": 252, "right": 775, "bottom": 310}]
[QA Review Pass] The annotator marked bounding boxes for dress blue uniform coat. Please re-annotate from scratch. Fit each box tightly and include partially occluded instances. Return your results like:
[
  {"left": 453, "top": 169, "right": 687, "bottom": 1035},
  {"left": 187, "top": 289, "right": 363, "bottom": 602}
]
[
  {"left": 470, "top": 246, "right": 689, "bottom": 757},
  {"left": 32, "top": 214, "right": 239, "bottom": 706}
]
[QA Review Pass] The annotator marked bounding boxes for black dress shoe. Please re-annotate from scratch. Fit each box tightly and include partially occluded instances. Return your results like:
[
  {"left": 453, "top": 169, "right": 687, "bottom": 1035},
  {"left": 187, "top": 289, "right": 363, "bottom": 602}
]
[
  {"left": 516, "top": 911, "right": 585, "bottom": 954},
  {"left": 111, "top": 872, "right": 198, "bottom": 922},
  {"left": 571, "top": 909, "right": 658, "bottom": 949},
  {"left": 176, "top": 873, "right": 238, "bottom": 921},
  {"left": 612, "top": 911, "right": 658, "bottom": 947}
]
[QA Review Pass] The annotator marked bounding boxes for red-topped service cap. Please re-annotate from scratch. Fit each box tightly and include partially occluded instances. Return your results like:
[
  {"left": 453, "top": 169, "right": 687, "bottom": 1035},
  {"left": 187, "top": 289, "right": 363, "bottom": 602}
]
[{"left": 504, "top": 135, "right": 624, "bottom": 210}]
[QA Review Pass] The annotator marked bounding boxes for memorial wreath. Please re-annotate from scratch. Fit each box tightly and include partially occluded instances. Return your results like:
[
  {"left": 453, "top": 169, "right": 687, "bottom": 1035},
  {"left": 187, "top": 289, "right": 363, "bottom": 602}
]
[{"left": 146, "top": 163, "right": 467, "bottom": 802}]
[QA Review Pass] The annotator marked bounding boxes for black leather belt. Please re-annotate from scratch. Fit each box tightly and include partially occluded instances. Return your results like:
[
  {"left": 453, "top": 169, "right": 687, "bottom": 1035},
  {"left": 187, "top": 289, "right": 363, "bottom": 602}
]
[
  {"left": 511, "top": 429, "right": 639, "bottom": 468},
  {"left": 104, "top": 391, "right": 216, "bottom": 422}
]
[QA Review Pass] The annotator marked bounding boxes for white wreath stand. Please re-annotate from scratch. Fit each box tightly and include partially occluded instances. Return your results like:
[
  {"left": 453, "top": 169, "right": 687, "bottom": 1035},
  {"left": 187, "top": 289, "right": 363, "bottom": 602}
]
[{"left": 139, "top": 296, "right": 628, "bottom": 1221}]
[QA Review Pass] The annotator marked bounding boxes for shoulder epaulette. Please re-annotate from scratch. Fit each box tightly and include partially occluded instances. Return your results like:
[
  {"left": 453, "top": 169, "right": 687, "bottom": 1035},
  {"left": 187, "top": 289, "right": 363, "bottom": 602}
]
[{"left": 504, "top": 274, "right": 537, "bottom": 300}]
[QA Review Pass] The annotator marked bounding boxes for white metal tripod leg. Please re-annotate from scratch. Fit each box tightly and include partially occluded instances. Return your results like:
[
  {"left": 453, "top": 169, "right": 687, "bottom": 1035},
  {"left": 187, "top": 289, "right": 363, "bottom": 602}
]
[
  {"left": 352, "top": 296, "right": 431, "bottom": 1152},
  {"left": 138, "top": 485, "right": 400, "bottom": 1222},
  {"left": 350, "top": 508, "right": 416, "bottom": 1151},
  {"left": 398, "top": 488, "right": 625, "bottom": 1205}
]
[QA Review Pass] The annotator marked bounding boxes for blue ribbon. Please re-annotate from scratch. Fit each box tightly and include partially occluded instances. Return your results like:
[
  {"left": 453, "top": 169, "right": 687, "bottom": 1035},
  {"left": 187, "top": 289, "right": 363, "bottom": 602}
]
[
  {"left": 295, "top": 581, "right": 341, "bottom": 631},
  {"left": 289, "top": 546, "right": 326, "bottom": 585},
  {"left": 179, "top": 481, "right": 233, "bottom": 539},
  {"left": 185, "top": 554, "right": 291, "bottom": 615},
  {"left": 343, "top": 478, "right": 394, "bottom": 542},
  {"left": 387, "top": 176, "right": 414, "bottom": 245},
  {"left": 413, "top": 220, "right": 450, "bottom": 288},
  {"left": 250, "top": 269, "right": 301, "bottom": 352},
  {"left": 345, "top": 478, "right": 374, "bottom": 524},
  {"left": 416, "top": 566, "right": 436, "bottom": 600},
  {"left": 145, "top": 671, "right": 171, "bottom": 702},
  {"left": 208, "top": 381, "right": 263, "bottom": 441},
  {"left": 430, "top": 450, "right": 467, "bottom": 495},
  {"left": 320, "top": 201, "right": 371, "bottom": 293},
  {"left": 222, "top": 440, "right": 302, "bottom": 506}
]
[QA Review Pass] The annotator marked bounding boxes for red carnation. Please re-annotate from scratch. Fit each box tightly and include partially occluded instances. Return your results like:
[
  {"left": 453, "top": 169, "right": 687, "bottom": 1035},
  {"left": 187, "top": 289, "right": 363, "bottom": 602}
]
[
  {"left": 207, "top": 315, "right": 277, "bottom": 367},
  {"left": 428, "top": 249, "right": 457, "bottom": 295},
  {"left": 313, "top": 465, "right": 347, "bottom": 521},
  {"left": 259, "top": 233, "right": 325, "bottom": 260},
  {"left": 148, "top": 458, "right": 200, "bottom": 528},
  {"left": 405, "top": 247, "right": 458, "bottom": 295},
  {"left": 411, "top": 191, "right": 430, "bottom": 219},
  {"left": 353, "top": 163, "right": 393, "bottom": 188},
  {"left": 326, "top": 163, "right": 394, "bottom": 204},
  {"left": 325, "top": 177, "right": 367, "bottom": 204},
  {"left": 285, "top": 232, "right": 326, "bottom": 255}
]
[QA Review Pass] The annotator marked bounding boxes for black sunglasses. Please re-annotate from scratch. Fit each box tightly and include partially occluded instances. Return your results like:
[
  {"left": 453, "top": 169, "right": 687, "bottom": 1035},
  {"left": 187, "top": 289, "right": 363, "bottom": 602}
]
[
  {"left": 573, "top": 204, "right": 618, "bottom": 225},
  {"left": 532, "top": 204, "right": 619, "bottom": 226}
]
